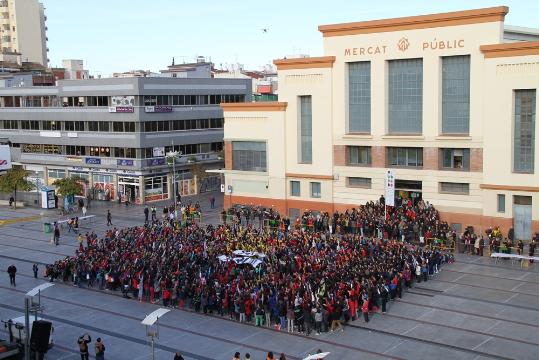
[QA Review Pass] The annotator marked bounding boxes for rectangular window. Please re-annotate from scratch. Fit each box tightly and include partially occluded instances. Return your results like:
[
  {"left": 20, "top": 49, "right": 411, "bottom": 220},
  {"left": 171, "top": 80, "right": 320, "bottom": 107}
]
[
  {"left": 232, "top": 141, "right": 267, "bottom": 172},
  {"left": 388, "top": 59, "right": 423, "bottom": 134},
  {"left": 42, "top": 121, "right": 59, "bottom": 131},
  {"left": 442, "top": 55, "right": 470, "bottom": 134},
  {"left": 310, "top": 182, "right": 321, "bottom": 198},
  {"left": 514, "top": 89, "right": 535, "bottom": 173},
  {"left": 347, "top": 146, "right": 371, "bottom": 166},
  {"left": 66, "top": 145, "right": 86, "bottom": 156},
  {"left": 497, "top": 194, "right": 505, "bottom": 213},
  {"left": 3, "top": 120, "right": 18, "bottom": 129},
  {"left": 347, "top": 177, "right": 372, "bottom": 188},
  {"left": 388, "top": 147, "right": 423, "bottom": 167},
  {"left": 348, "top": 61, "right": 371, "bottom": 133},
  {"left": 88, "top": 121, "right": 98, "bottom": 131},
  {"left": 299, "top": 96, "right": 312, "bottom": 163},
  {"left": 21, "top": 120, "right": 39, "bottom": 130},
  {"left": 440, "top": 182, "right": 469, "bottom": 195},
  {"left": 290, "top": 181, "right": 300, "bottom": 196},
  {"left": 98, "top": 122, "right": 109, "bottom": 132},
  {"left": 440, "top": 148, "right": 470, "bottom": 170},
  {"left": 48, "top": 169, "right": 66, "bottom": 179}
]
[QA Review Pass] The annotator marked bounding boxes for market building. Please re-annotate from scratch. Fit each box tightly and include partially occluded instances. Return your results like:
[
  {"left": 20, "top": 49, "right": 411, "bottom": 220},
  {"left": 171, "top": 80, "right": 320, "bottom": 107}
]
[
  {"left": 222, "top": 6, "right": 539, "bottom": 240},
  {"left": 0, "top": 76, "right": 251, "bottom": 204}
]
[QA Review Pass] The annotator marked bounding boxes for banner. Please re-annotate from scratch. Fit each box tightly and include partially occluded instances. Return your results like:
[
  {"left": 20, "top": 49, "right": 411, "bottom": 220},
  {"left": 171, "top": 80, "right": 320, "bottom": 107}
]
[
  {"left": 218, "top": 250, "right": 266, "bottom": 268},
  {"left": 384, "top": 169, "right": 395, "bottom": 207},
  {"left": 0, "top": 145, "right": 11, "bottom": 171}
]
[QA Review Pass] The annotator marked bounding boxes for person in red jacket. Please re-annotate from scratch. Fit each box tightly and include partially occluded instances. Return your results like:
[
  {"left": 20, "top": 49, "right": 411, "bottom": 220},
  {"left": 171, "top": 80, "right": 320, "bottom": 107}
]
[{"left": 361, "top": 296, "right": 369, "bottom": 323}]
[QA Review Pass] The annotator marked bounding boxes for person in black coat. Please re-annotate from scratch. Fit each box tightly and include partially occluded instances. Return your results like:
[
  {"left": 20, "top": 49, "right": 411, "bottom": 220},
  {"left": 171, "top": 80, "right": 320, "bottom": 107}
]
[{"left": 7, "top": 265, "right": 16, "bottom": 286}]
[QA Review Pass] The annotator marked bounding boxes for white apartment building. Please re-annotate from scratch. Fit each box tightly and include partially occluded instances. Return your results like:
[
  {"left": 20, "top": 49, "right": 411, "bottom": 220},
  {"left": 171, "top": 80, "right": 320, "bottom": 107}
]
[{"left": 0, "top": 0, "right": 47, "bottom": 66}]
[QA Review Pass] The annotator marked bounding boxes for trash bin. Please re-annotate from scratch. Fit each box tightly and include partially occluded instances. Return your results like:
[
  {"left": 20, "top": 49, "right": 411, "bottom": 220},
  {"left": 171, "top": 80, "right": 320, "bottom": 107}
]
[{"left": 43, "top": 222, "right": 52, "bottom": 233}]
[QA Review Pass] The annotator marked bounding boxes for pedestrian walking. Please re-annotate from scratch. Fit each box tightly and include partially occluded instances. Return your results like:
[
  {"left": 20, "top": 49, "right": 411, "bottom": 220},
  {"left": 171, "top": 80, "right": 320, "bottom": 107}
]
[
  {"left": 8, "top": 195, "right": 14, "bottom": 207},
  {"left": 144, "top": 206, "right": 149, "bottom": 222},
  {"left": 32, "top": 264, "right": 38, "bottom": 278},
  {"left": 53, "top": 223, "right": 60, "bottom": 245},
  {"left": 210, "top": 196, "right": 215, "bottom": 209},
  {"left": 94, "top": 337, "right": 105, "bottom": 360},
  {"left": 106, "top": 210, "right": 112, "bottom": 226},
  {"left": 151, "top": 206, "right": 157, "bottom": 221},
  {"left": 174, "top": 352, "right": 184, "bottom": 360},
  {"left": 77, "top": 333, "right": 91, "bottom": 360},
  {"left": 82, "top": 205, "right": 87, "bottom": 217},
  {"left": 7, "top": 264, "right": 16, "bottom": 286}
]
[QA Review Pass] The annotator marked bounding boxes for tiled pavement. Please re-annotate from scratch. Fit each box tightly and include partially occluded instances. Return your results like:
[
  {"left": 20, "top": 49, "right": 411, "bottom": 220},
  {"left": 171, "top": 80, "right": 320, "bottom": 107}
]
[{"left": 1, "top": 194, "right": 539, "bottom": 359}]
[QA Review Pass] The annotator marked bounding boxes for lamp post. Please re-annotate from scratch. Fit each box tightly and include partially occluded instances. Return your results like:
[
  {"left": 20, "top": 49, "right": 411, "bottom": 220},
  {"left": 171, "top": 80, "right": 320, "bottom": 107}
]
[
  {"left": 35, "top": 171, "right": 40, "bottom": 208},
  {"left": 141, "top": 308, "right": 170, "bottom": 360}
]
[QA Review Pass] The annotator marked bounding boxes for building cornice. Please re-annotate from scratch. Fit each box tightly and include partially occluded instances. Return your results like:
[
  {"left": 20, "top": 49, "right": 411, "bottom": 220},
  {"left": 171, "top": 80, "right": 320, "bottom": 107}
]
[
  {"left": 318, "top": 6, "right": 508, "bottom": 37},
  {"left": 480, "top": 41, "right": 539, "bottom": 58},
  {"left": 221, "top": 102, "right": 287, "bottom": 112},
  {"left": 286, "top": 173, "right": 334, "bottom": 180},
  {"left": 273, "top": 56, "right": 336, "bottom": 70},
  {"left": 480, "top": 184, "right": 539, "bottom": 192}
]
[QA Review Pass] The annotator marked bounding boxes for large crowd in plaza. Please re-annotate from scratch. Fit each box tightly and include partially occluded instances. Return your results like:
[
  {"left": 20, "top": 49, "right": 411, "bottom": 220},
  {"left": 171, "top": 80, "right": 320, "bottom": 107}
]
[{"left": 45, "top": 196, "right": 454, "bottom": 337}]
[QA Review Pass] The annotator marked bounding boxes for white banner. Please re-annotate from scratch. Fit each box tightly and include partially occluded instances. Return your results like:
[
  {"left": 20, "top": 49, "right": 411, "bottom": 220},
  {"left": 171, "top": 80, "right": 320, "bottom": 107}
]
[
  {"left": 0, "top": 145, "right": 12, "bottom": 171},
  {"left": 384, "top": 169, "right": 395, "bottom": 207},
  {"left": 218, "top": 250, "right": 266, "bottom": 268}
]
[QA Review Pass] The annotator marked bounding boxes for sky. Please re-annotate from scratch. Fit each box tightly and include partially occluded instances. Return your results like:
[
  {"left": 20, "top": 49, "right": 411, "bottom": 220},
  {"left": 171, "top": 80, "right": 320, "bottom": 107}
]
[{"left": 42, "top": 0, "right": 539, "bottom": 77}]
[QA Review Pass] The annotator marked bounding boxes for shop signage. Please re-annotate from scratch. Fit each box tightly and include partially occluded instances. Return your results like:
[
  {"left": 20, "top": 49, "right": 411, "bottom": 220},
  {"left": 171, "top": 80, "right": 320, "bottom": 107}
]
[
  {"left": 66, "top": 156, "right": 82, "bottom": 162},
  {"left": 117, "top": 159, "right": 134, "bottom": 166},
  {"left": 153, "top": 147, "right": 165, "bottom": 157},
  {"left": 85, "top": 157, "right": 101, "bottom": 165},
  {"left": 148, "top": 158, "right": 165, "bottom": 166},
  {"left": 344, "top": 45, "right": 387, "bottom": 56},
  {"left": 145, "top": 105, "right": 173, "bottom": 113},
  {"left": 108, "top": 106, "right": 134, "bottom": 113},
  {"left": 422, "top": 39, "right": 464, "bottom": 50}
]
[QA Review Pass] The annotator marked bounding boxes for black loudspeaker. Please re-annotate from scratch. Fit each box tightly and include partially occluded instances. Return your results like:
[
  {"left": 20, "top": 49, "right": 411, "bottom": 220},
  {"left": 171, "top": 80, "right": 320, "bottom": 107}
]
[{"left": 30, "top": 320, "right": 52, "bottom": 353}]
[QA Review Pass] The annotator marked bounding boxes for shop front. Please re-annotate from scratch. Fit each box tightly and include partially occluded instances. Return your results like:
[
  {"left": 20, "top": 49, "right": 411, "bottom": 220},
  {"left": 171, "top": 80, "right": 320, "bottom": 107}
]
[
  {"left": 69, "top": 171, "right": 90, "bottom": 196},
  {"left": 144, "top": 175, "right": 168, "bottom": 202},
  {"left": 46, "top": 168, "right": 66, "bottom": 186},
  {"left": 118, "top": 176, "right": 141, "bottom": 204},
  {"left": 92, "top": 173, "right": 115, "bottom": 201}
]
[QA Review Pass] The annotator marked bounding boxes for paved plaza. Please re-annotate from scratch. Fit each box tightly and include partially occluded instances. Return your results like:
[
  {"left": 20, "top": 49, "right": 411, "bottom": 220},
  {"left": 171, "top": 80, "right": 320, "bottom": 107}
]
[{"left": 1, "top": 194, "right": 539, "bottom": 360}]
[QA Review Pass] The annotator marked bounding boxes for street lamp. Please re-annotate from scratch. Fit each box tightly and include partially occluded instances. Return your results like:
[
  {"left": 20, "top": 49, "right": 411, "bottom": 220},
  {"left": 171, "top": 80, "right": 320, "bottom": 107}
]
[
  {"left": 166, "top": 150, "right": 183, "bottom": 211},
  {"left": 141, "top": 308, "right": 170, "bottom": 360}
]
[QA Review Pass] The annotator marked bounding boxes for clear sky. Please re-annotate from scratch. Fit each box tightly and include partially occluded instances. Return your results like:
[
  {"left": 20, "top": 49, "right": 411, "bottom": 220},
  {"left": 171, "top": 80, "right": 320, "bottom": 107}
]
[{"left": 42, "top": 0, "right": 538, "bottom": 76}]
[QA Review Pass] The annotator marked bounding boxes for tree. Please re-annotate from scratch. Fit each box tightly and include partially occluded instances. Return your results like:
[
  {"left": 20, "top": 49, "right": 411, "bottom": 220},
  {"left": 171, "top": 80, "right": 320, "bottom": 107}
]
[
  {"left": 0, "top": 167, "right": 34, "bottom": 208},
  {"left": 52, "top": 176, "right": 86, "bottom": 198},
  {"left": 190, "top": 163, "right": 207, "bottom": 182}
]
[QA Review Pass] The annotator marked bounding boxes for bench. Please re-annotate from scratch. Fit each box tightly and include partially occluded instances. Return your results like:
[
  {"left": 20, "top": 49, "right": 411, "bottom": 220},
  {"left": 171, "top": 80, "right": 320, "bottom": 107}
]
[
  {"left": 56, "top": 215, "right": 96, "bottom": 229},
  {"left": 0, "top": 200, "right": 25, "bottom": 207}
]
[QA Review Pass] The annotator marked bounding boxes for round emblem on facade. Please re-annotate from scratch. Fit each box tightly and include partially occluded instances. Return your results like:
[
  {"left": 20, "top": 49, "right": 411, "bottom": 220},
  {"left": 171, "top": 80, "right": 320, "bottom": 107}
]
[{"left": 397, "top": 37, "right": 410, "bottom": 52}]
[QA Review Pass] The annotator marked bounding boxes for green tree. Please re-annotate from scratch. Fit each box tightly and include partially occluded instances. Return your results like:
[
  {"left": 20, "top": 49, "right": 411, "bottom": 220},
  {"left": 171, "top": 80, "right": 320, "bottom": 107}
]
[
  {"left": 52, "top": 176, "right": 86, "bottom": 197},
  {"left": 0, "top": 167, "right": 34, "bottom": 208}
]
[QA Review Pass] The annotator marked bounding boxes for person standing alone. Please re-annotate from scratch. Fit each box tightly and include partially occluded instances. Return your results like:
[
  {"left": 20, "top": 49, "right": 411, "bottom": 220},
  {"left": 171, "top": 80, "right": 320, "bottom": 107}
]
[
  {"left": 106, "top": 210, "right": 112, "bottom": 226},
  {"left": 32, "top": 264, "right": 39, "bottom": 278},
  {"left": 7, "top": 264, "right": 16, "bottom": 286}
]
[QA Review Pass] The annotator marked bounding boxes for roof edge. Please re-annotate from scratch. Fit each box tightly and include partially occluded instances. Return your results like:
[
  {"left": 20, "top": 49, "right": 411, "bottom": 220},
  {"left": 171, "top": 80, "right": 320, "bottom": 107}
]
[{"left": 318, "top": 6, "right": 508, "bottom": 37}]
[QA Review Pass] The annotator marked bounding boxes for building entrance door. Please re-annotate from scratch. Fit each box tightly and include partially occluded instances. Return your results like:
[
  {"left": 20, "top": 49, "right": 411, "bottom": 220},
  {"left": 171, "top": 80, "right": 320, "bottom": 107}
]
[
  {"left": 513, "top": 196, "right": 532, "bottom": 240},
  {"left": 395, "top": 180, "right": 422, "bottom": 205}
]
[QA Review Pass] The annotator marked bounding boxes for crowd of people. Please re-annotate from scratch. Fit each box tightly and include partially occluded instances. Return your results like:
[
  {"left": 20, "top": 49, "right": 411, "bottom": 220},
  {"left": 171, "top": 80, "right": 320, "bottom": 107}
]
[{"left": 45, "top": 195, "right": 453, "bottom": 342}]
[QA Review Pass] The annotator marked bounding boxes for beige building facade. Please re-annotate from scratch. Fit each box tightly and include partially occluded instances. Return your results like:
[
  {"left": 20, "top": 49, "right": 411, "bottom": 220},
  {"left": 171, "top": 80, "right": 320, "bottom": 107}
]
[
  {"left": 222, "top": 6, "right": 539, "bottom": 240},
  {"left": 1, "top": 0, "right": 48, "bottom": 65}
]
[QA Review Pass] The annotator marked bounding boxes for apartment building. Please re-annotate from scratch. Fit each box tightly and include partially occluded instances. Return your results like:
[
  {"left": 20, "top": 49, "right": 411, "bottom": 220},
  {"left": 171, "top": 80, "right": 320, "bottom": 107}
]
[{"left": 0, "top": 0, "right": 47, "bottom": 66}]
